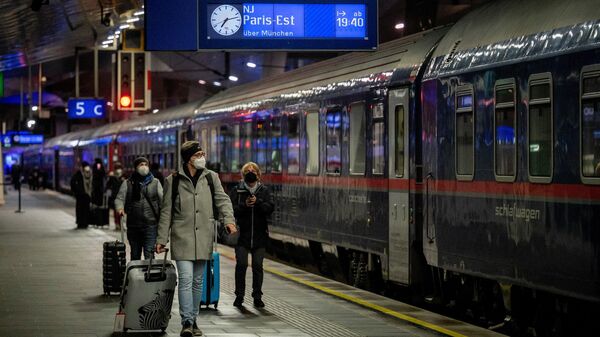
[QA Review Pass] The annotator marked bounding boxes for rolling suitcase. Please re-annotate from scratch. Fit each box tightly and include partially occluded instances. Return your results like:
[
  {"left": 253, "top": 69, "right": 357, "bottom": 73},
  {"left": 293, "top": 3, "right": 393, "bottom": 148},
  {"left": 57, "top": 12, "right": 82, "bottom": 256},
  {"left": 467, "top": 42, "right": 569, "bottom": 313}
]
[
  {"left": 91, "top": 195, "right": 110, "bottom": 227},
  {"left": 103, "top": 218, "right": 126, "bottom": 295},
  {"left": 200, "top": 220, "right": 220, "bottom": 309},
  {"left": 117, "top": 249, "right": 177, "bottom": 332}
]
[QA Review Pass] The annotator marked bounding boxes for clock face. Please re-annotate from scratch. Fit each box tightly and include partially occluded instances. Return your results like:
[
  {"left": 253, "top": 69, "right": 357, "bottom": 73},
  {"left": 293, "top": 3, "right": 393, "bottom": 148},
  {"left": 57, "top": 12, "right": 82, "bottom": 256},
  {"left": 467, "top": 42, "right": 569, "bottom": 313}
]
[{"left": 211, "top": 5, "right": 241, "bottom": 36}]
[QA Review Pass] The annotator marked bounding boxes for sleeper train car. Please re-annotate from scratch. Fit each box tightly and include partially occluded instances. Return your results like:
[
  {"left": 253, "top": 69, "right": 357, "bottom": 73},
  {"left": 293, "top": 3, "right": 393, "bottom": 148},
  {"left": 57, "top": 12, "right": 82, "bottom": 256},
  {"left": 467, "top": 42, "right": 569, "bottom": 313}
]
[{"left": 24, "top": 0, "right": 599, "bottom": 334}]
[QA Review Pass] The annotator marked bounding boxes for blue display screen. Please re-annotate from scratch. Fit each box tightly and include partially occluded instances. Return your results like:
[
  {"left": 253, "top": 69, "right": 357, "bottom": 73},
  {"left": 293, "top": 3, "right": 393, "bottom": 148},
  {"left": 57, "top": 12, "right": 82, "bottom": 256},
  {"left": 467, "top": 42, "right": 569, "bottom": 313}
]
[
  {"left": 202, "top": 0, "right": 376, "bottom": 50},
  {"left": 207, "top": 3, "right": 366, "bottom": 39},
  {"left": 67, "top": 98, "right": 106, "bottom": 119},
  {"left": 13, "top": 134, "right": 44, "bottom": 145}
]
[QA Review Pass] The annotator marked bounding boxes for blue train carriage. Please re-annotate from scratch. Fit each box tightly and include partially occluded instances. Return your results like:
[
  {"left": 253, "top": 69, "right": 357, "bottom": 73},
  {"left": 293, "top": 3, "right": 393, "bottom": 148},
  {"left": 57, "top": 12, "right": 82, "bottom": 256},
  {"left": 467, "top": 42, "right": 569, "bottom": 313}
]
[
  {"left": 196, "top": 27, "right": 449, "bottom": 287},
  {"left": 42, "top": 130, "right": 88, "bottom": 193},
  {"left": 115, "top": 101, "right": 196, "bottom": 175},
  {"left": 421, "top": 0, "right": 600, "bottom": 329}
]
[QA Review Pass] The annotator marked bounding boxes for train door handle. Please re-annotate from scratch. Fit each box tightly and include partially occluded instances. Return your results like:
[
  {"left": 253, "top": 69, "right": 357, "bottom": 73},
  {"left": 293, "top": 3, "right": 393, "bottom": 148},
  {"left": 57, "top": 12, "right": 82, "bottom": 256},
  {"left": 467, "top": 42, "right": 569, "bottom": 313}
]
[
  {"left": 402, "top": 204, "right": 406, "bottom": 221},
  {"left": 393, "top": 204, "right": 398, "bottom": 220}
]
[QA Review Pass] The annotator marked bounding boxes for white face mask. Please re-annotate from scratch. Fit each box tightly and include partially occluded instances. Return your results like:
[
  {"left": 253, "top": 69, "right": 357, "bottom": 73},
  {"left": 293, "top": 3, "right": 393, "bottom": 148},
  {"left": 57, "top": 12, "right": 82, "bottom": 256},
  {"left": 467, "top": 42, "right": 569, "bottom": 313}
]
[
  {"left": 137, "top": 166, "right": 149, "bottom": 176},
  {"left": 115, "top": 169, "right": 123, "bottom": 177},
  {"left": 83, "top": 167, "right": 91, "bottom": 177},
  {"left": 193, "top": 157, "right": 206, "bottom": 170}
]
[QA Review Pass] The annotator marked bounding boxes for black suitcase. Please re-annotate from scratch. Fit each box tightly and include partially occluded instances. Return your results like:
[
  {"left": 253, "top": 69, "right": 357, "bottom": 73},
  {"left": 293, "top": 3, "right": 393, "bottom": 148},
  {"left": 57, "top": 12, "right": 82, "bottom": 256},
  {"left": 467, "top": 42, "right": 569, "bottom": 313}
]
[
  {"left": 91, "top": 195, "right": 110, "bottom": 227},
  {"left": 103, "top": 218, "right": 126, "bottom": 295}
]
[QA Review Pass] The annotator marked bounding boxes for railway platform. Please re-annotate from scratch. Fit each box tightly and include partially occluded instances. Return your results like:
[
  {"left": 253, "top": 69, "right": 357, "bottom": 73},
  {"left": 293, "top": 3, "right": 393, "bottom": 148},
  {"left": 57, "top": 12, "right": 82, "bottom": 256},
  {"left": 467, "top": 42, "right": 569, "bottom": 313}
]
[{"left": 0, "top": 188, "right": 505, "bottom": 337}]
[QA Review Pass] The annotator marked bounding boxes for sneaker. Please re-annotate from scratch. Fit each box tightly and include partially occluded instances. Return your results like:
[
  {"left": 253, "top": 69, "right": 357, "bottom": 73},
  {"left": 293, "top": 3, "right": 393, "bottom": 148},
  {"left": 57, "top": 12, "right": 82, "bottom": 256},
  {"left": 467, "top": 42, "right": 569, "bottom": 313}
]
[
  {"left": 192, "top": 322, "right": 203, "bottom": 336},
  {"left": 233, "top": 296, "right": 244, "bottom": 307},
  {"left": 254, "top": 298, "right": 265, "bottom": 308},
  {"left": 180, "top": 322, "right": 193, "bottom": 337}
]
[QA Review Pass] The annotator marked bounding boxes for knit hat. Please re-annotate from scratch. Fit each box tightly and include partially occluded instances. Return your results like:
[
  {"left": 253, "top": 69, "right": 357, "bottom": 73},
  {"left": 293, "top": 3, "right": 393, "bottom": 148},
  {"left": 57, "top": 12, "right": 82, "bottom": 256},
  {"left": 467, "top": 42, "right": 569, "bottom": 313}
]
[
  {"left": 181, "top": 141, "right": 202, "bottom": 164},
  {"left": 133, "top": 157, "right": 149, "bottom": 168}
]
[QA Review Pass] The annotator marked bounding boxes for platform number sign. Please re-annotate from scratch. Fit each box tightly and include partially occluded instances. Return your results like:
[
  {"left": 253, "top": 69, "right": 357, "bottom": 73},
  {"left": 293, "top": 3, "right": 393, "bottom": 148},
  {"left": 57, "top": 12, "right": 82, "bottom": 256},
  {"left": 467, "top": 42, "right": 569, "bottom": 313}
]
[{"left": 67, "top": 98, "right": 106, "bottom": 119}]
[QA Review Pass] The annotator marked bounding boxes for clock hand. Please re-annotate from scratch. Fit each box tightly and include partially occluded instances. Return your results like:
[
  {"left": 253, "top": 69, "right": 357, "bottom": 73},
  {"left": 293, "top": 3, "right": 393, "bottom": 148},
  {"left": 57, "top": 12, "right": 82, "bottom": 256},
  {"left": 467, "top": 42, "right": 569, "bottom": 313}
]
[{"left": 221, "top": 17, "right": 230, "bottom": 28}]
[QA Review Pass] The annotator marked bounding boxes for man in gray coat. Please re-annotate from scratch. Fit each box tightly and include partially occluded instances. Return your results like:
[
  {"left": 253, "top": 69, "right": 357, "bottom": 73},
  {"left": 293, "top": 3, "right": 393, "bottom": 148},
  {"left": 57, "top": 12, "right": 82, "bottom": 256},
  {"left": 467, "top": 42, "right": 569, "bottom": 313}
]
[{"left": 156, "top": 141, "right": 236, "bottom": 337}]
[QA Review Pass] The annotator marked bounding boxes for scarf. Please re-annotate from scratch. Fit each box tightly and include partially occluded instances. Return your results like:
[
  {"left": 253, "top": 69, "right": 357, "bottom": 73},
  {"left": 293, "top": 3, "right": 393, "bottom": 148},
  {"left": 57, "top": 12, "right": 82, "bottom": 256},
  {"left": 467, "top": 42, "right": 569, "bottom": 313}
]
[
  {"left": 82, "top": 171, "right": 92, "bottom": 197},
  {"left": 131, "top": 172, "right": 154, "bottom": 201},
  {"left": 243, "top": 181, "right": 261, "bottom": 195}
]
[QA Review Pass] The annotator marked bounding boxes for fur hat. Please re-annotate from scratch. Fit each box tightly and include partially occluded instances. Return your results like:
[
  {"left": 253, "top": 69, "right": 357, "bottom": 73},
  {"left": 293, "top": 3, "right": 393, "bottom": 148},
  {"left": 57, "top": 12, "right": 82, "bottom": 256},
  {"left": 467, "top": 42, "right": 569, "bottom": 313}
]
[{"left": 133, "top": 157, "right": 149, "bottom": 168}]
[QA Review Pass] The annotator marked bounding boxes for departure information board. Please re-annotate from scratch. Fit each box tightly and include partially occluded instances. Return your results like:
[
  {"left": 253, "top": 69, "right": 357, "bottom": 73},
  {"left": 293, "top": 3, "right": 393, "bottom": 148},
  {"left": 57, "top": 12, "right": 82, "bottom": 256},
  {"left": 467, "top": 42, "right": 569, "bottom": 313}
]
[{"left": 146, "top": 0, "right": 377, "bottom": 51}]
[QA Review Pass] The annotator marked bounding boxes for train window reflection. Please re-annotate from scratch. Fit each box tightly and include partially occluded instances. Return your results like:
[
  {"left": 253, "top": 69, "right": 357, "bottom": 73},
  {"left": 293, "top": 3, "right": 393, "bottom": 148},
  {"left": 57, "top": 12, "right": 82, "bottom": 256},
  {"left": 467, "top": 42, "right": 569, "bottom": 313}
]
[
  {"left": 395, "top": 105, "right": 405, "bottom": 177},
  {"left": 326, "top": 107, "right": 342, "bottom": 174},
  {"left": 210, "top": 128, "right": 218, "bottom": 164},
  {"left": 494, "top": 80, "right": 517, "bottom": 180},
  {"left": 528, "top": 75, "right": 553, "bottom": 181},
  {"left": 306, "top": 110, "right": 320, "bottom": 175},
  {"left": 372, "top": 120, "right": 385, "bottom": 175},
  {"left": 231, "top": 124, "right": 240, "bottom": 171},
  {"left": 271, "top": 116, "right": 282, "bottom": 173},
  {"left": 349, "top": 102, "right": 366, "bottom": 175},
  {"left": 287, "top": 113, "right": 300, "bottom": 175},
  {"left": 241, "top": 122, "right": 252, "bottom": 167},
  {"left": 581, "top": 69, "right": 600, "bottom": 179},
  {"left": 456, "top": 85, "right": 474, "bottom": 179},
  {"left": 220, "top": 125, "right": 230, "bottom": 172},
  {"left": 256, "top": 117, "right": 268, "bottom": 170}
]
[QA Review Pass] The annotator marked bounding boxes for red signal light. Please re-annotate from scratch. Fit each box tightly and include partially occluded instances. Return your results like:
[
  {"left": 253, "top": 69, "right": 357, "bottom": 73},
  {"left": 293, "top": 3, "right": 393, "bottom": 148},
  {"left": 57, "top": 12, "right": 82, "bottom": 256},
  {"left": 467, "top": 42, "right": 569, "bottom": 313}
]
[{"left": 120, "top": 95, "right": 132, "bottom": 108}]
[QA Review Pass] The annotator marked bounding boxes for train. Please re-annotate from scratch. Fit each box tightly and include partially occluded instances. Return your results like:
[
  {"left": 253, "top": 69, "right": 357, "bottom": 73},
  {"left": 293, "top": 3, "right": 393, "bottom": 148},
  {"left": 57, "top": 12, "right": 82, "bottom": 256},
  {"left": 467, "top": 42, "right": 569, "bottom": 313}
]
[{"left": 22, "top": 0, "right": 600, "bottom": 335}]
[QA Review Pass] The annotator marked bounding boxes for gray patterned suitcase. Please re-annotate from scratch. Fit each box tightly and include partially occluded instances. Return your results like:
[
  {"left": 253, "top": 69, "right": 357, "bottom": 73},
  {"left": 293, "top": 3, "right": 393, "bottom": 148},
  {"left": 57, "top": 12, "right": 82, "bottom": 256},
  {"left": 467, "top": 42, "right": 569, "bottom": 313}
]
[{"left": 118, "top": 250, "right": 177, "bottom": 332}]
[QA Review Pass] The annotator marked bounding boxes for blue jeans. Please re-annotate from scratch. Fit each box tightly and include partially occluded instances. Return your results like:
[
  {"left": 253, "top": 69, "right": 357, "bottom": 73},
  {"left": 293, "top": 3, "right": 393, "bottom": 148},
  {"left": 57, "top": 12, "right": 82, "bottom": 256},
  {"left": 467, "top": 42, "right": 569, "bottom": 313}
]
[
  {"left": 127, "top": 226, "right": 157, "bottom": 260},
  {"left": 176, "top": 260, "right": 206, "bottom": 325}
]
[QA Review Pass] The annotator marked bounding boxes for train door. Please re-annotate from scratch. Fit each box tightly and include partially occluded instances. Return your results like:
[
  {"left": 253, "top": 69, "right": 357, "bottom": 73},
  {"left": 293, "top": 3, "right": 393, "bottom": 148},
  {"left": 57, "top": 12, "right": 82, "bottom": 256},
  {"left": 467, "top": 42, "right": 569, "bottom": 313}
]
[{"left": 387, "top": 87, "right": 411, "bottom": 285}]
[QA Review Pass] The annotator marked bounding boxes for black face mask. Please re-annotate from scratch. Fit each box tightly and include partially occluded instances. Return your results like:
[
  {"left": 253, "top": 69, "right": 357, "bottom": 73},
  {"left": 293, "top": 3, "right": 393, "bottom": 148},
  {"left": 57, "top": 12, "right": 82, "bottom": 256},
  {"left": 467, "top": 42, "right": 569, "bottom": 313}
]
[{"left": 244, "top": 172, "right": 258, "bottom": 184}]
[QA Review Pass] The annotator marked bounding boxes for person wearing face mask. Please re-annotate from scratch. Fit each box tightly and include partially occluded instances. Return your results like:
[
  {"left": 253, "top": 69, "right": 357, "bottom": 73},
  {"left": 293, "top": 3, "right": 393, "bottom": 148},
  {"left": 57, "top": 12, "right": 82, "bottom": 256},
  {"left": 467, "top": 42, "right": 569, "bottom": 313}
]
[
  {"left": 106, "top": 162, "right": 126, "bottom": 230},
  {"left": 228, "top": 162, "right": 274, "bottom": 308},
  {"left": 155, "top": 141, "right": 237, "bottom": 337},
  {"left": 115, "top": 157, "right": 163, "bottom": 260},
  {"left": 70, "top": 161, "right": 93, "bottom": 229}
]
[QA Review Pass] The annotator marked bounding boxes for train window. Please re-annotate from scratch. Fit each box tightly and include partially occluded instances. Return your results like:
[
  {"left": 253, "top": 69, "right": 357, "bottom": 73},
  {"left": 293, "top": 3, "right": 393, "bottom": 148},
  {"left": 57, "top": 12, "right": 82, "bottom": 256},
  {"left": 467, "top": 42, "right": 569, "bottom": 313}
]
[
  {"left": 581, "top": 65, "right": 600, "bottom": 182},
  {"left": 456, "top": 85, "right": 474, "bottom": 180},
  {"left": 220, "top": 125, "right": 230, "bottom": 172},
  {"left": 528, "top": 74, "right": 553, "bottom": 182},
  {"left": 349, "top": 102, "right": 366, "bottom": 175},
  {"left": 306, "top": 110, "right": 320, "bottom": 175},
  {"left": 288, "top": 113, "right": 300, "bottom": 174},
  {"left": 200, "top": 129, "right": 208, "bottom": 154},
  {"left": 372, "top": 103, "right": 385, "bottom": 175},
  {"left": 210, "top": 128, "right": 218, "bottom": 164},
  {"left": 494, "top": 79, "right": 517, "bottom": 181},
  {"left": 241, "top": 122, "right": 252, "bottom": 167},
  {"left": 271, "top": 116, "right": 282, "bottom": 173},
  {"left": 326, "top": 107, "right": 342, "bottom": 174},
  {"left": 256, "top": 117, "right": 268, "bottom": 170},
  {"left": 394, "top": 105, "right": 405, "bottom": 177},
  {"left": 231, "top": 124, "right": 240, "bottom": 172}
]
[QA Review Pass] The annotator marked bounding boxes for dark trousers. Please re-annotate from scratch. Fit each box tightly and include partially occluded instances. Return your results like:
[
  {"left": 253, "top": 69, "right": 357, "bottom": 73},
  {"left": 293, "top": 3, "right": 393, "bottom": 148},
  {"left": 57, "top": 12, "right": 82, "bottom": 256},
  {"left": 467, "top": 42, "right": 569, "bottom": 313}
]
[
  {"left": 127, "top": 226, "right": 157, "bottom": 260},
  {"left": 235, "top": 246, "right": 265, "bottom": 299}
]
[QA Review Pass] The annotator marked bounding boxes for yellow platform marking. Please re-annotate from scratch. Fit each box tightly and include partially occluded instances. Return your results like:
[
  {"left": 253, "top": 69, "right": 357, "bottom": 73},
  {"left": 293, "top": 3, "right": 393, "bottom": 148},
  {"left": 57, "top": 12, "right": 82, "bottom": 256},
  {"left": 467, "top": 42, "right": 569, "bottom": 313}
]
[{"left": 220, "top": 250, "right": 467, "bottom": 337}]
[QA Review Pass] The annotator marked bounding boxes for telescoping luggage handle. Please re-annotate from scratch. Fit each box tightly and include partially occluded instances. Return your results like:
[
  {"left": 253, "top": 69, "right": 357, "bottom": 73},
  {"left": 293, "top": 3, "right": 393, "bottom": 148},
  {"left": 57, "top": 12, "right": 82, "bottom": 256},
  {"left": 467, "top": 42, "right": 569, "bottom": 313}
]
[{"left": 145, "top": 248, "right": 170, "bottom": 282}]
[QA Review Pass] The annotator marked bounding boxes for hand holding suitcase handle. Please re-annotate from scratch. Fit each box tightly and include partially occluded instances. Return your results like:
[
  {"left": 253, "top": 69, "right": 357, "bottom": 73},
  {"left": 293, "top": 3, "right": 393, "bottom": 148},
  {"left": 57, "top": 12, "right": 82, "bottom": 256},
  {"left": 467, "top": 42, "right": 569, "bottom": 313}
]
[{"left": 145, "top": 248, "right": 169, "bottom": 282}]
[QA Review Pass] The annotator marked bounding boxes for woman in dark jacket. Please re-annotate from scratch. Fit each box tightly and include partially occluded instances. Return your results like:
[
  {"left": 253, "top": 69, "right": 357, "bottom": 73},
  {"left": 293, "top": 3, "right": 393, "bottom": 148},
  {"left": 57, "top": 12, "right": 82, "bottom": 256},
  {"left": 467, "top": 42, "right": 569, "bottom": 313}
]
[
  {"left": 228, "top": 162, "right": 274, "bottom": 308},
  {"left": 70, "top": 161, "right": 92, "bottom": 229}
]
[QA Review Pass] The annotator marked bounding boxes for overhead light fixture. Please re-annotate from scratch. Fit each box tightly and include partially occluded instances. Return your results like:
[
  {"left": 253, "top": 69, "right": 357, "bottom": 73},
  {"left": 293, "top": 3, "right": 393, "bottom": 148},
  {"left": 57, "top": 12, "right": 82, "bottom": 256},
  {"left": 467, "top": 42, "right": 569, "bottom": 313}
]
[
  {"left": 228, "top": 75, "right": 239, "bottom": 82},
  {"left": 394, "top": 22, "right": 405, "bottom": 30},
  {"left": 152, "top": 109, "right": 159, "bottom": 114},
  {"left": 246, "top": 62, "right": 257, "bottom": 68},
  {"left": 213, "top": 81, "right": 222, "bottom": 87},
  {"left": 126, "top": 17, "right": 140, "bottom": 23},
  {"left": 31, "top": 106, "right": 39, "bottom": 111},
  {"left": 134, "top": 10, "right": 144, "bottom": 16},
  {"left": 27, "top": 119, "right": 36, "bottom": 129},
  {"left": 198, "top": 80, "right": 206, "bottom": 85},
  {"left": 119, "top": 24, "right": 131, "bottom": 30}
]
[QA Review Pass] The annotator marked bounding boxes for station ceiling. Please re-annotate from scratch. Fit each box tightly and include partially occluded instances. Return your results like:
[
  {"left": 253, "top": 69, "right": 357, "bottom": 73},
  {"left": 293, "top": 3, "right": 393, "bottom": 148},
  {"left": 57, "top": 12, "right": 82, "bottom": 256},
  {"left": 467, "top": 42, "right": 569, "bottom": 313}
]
[{"left": 0, "top": 0, "right": 489, "bottom": 103}]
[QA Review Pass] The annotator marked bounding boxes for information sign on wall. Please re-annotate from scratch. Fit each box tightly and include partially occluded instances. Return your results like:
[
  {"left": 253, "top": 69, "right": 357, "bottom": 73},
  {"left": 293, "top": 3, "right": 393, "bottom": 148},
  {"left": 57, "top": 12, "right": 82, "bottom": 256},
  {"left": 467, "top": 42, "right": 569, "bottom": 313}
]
[{"left": 67, "top": 98, "right": 106, "bottom": 119}]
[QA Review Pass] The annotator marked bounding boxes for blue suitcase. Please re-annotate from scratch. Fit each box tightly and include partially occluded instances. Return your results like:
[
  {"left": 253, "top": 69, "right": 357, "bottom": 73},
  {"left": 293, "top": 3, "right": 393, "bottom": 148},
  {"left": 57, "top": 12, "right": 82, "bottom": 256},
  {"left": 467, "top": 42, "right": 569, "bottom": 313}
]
[{"left": 200, "top": 251, "right": 220, "bottom": 309}]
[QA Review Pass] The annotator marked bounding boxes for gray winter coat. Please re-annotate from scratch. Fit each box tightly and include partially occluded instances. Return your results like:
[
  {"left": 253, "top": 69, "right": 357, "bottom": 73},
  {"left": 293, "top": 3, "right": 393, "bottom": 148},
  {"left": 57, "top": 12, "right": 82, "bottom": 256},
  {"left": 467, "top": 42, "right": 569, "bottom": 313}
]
[
  {"left": 157, "top": 169, "right": 235, "bottom": 260},
  {"left": 114, "top": 177, "right": 163, "bottom": 227}
]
